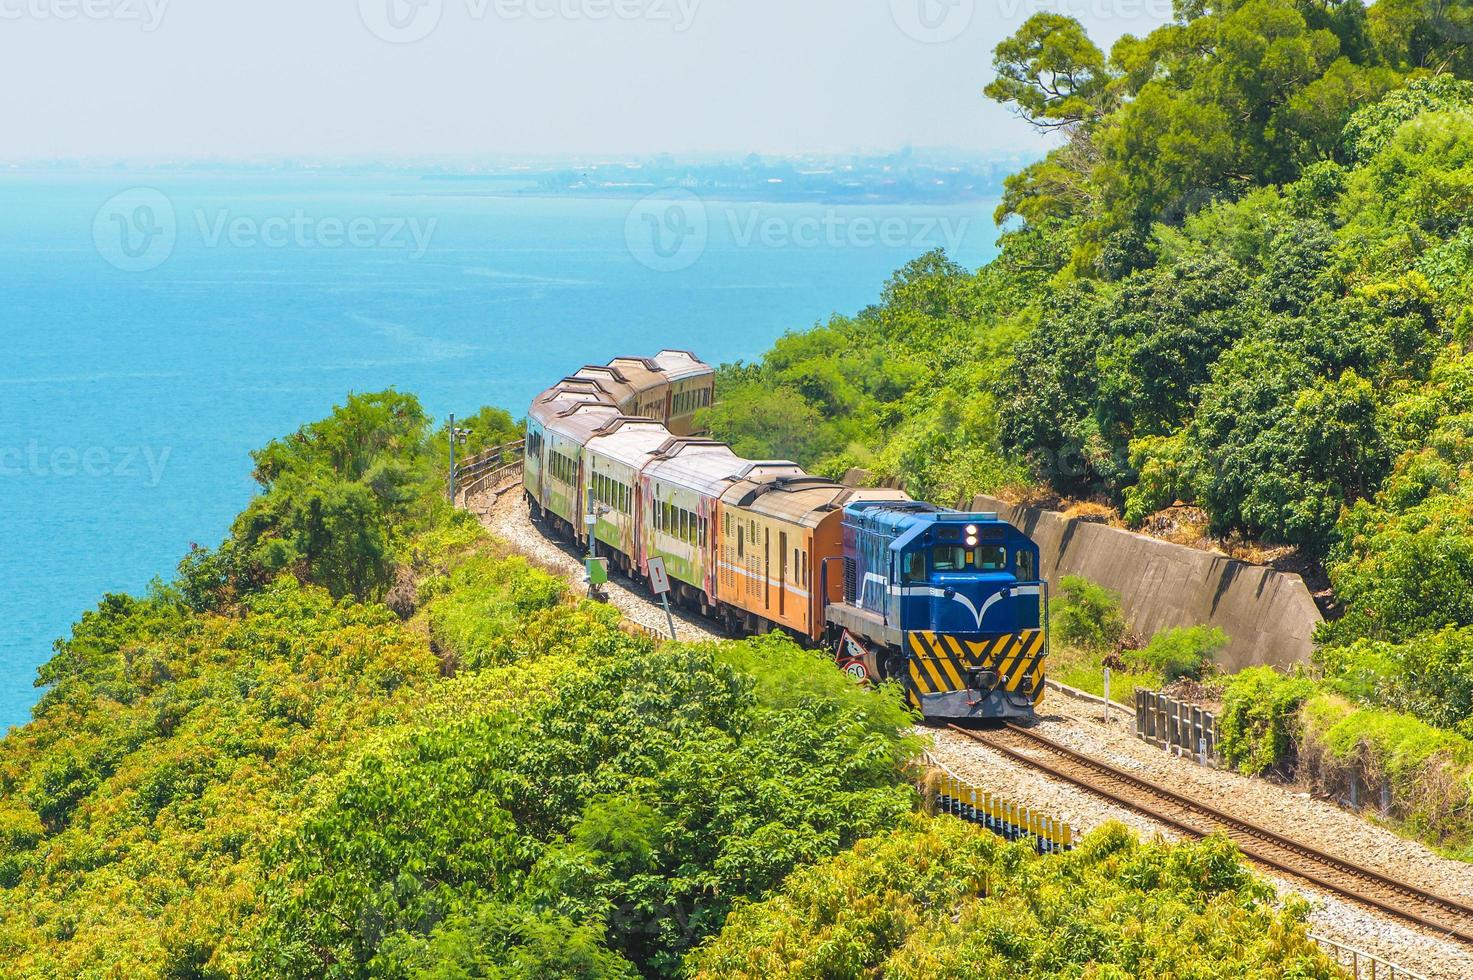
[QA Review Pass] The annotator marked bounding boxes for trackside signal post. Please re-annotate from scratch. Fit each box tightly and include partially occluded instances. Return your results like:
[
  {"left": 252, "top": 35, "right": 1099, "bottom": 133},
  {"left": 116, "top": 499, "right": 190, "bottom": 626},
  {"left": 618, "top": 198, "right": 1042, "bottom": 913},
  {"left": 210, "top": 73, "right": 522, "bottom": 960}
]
[
  {"left": 583, "top": 510, "right": 607, "bottom": 599},
  {"left": 647, "top": 557, "right": 677, "bottom": 641}
]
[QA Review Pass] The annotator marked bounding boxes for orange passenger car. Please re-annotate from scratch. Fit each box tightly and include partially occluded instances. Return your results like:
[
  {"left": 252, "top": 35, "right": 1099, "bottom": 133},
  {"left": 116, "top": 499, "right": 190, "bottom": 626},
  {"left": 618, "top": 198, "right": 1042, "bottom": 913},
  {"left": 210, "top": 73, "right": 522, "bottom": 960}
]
[{"left": 713, "top": 472, "right": 908, "bottom": 640}]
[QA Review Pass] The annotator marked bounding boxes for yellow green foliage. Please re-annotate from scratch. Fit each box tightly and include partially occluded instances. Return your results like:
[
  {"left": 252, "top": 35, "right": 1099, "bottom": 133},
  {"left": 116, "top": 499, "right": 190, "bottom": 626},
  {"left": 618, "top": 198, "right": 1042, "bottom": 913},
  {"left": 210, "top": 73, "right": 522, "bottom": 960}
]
[
  {"left": 688, "top": 816, "right": 1336, "bottom": 979},
  {"left": 1298, "top": 694, "right": 1473, "bottom": 857},
  {"left": 246, "top": 634, "right": 920, "bottom": 978},
  {"left": 0, "top": 577, "right": 442, "bottom": 977},
  {"left": 0, "top": 528, "right": 602, "bottom": 978}
]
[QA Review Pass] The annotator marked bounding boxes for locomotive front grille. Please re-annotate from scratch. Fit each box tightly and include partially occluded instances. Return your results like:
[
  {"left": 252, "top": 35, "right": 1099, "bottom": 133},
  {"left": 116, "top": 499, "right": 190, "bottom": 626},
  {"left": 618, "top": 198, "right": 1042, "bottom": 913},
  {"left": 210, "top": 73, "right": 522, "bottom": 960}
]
[{"left": 906, "top": 630, "right": 1046, "bottom": 705}]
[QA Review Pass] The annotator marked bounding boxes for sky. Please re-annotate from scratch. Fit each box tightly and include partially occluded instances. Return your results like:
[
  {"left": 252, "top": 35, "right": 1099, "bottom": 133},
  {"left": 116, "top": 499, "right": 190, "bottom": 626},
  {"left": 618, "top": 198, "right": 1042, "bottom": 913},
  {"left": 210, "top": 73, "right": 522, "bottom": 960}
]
[{"left": 0, "top": 0, "right": 1175, "bottom": 161}]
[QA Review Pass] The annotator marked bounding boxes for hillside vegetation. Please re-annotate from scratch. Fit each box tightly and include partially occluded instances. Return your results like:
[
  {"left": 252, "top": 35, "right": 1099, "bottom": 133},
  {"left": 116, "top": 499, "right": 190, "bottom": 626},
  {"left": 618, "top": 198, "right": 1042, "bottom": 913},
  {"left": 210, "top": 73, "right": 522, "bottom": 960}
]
[
  {"left": 0, "top": 393, "right": 1334, "bottom": 976},
  {"left": 704, "top": 0, "right": 1473, "bottom": 798}
]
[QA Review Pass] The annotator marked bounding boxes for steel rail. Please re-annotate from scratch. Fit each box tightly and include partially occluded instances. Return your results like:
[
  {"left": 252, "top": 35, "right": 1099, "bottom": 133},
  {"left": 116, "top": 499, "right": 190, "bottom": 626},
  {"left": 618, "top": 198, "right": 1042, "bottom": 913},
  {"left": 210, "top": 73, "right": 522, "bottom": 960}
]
[{"left": 950, "top": 723, "right": 1473, "bottom": 945}]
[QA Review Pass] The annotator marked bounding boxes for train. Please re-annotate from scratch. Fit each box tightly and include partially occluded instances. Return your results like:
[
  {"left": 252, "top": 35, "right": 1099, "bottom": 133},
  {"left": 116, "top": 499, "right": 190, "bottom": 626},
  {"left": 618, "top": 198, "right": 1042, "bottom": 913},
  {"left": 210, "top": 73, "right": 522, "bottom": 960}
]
[{"left": 523, "top": 350, "right": 1050, "bottom": 721}]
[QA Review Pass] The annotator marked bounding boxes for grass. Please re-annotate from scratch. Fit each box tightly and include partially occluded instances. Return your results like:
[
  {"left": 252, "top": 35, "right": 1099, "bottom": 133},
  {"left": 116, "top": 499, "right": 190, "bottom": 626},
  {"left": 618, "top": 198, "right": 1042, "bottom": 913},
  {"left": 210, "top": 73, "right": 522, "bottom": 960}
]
[{"left": 1049, "top": 645, "right": 1162, "bottom": 704}]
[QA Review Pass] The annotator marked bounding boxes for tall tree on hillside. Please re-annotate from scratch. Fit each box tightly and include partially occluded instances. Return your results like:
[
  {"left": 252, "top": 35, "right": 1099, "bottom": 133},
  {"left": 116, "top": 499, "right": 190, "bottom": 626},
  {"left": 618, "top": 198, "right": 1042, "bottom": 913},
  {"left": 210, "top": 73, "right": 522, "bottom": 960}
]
[{"left": 990, "top": 0, "right": 1403, "bottom": 276}]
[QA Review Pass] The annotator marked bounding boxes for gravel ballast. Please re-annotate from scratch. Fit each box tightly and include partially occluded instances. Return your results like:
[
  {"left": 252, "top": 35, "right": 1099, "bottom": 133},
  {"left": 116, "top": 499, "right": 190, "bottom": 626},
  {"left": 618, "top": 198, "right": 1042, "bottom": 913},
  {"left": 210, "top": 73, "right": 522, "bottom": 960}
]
[{"left": 928, "top": 693, "right": 1473, "bottom": 980}]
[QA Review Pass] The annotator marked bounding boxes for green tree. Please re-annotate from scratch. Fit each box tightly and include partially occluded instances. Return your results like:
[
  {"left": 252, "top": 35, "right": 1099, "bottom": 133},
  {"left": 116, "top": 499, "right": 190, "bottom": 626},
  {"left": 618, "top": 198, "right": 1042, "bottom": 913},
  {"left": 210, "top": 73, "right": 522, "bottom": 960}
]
[{"left": 985, "top": 14, "right": 1112, "bottom": 131}]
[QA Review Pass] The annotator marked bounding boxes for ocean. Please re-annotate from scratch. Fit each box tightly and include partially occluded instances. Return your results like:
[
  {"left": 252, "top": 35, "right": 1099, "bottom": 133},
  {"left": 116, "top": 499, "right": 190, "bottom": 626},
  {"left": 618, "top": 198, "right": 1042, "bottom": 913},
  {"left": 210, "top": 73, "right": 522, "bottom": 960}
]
[{"left": 0, "top": 172, "right": 1001, "bottom": 730}]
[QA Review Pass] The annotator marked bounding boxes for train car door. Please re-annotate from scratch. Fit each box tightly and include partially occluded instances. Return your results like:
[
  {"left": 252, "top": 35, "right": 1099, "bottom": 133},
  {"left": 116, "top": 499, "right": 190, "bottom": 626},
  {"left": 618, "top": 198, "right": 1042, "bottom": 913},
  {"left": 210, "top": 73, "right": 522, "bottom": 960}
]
[
  {"left": 778, "top": 531, "right": 788, "bottom": 617},
  {"left": 576, "top": 456, "right": 588, "bottom": 545},
  {"left": 764, "top": 527, "right": 771, "bottom": 610}
]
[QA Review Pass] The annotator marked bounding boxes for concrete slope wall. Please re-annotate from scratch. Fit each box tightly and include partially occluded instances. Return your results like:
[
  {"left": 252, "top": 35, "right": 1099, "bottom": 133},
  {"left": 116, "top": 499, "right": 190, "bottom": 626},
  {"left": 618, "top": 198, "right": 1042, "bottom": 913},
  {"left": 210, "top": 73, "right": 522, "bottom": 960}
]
[{"left": 972, "top": 495, "right": 1321, "bottom": 671}]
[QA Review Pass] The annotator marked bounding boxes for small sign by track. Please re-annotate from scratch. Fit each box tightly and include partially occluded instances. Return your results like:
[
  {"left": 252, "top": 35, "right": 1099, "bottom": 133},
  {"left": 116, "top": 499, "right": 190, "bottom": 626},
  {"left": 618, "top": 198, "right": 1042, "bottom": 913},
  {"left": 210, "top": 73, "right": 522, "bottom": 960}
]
[
  {"left": 646, "top": 557, "right": 677, "bottom": 640},
  {"left": 647, "top": 557, "right": 672, "bottom": 596}
]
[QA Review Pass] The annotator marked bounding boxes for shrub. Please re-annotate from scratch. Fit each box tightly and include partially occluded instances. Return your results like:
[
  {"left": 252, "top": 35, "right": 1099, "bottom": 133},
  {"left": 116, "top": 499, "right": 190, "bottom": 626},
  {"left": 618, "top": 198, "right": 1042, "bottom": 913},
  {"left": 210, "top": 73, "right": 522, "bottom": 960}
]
[
  {"left": 383, "top": 902, "right": 639, "bottom": 979},
  {"left": 1298, "top": 695, "right": 1473, "bottom": 854},
  {"left": 1123, "top": 433, "right": 1194, "bottom": 526},
  {"left": 1132, "top": 626, "right": 1227, "bottom": 683},
  {"left": 1315, "top": 625, "right": 1473, "bottom": 736},
  {"left": 1050, "top": 576, "right": 1127, "bottom": 653},
  {"left": 687, "top": 815, "right": 1335, "bottom": 979},
  {"left": 1218, "top": 667, "right": 1319, "bottom": 775},
  {"left": 249, "top": 636, "right": 919, "bottom": 978}
]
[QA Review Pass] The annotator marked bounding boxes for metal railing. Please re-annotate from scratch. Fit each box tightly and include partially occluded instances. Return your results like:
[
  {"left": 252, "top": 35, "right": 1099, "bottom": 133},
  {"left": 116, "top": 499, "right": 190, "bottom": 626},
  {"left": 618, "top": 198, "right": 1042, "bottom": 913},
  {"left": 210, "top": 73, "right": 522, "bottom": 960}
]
[
  {"left": 453, "top": 439, "right": 526, "bottom": 503},
  {"left": 623, "top": 620, "right": 670, "bottom": 645},
  {"left": 1136, "top": 689, "right": 1218, "bottom": 764},
  {"left": 1309, "top": 934, "right": 1425, "bottom": 980}
]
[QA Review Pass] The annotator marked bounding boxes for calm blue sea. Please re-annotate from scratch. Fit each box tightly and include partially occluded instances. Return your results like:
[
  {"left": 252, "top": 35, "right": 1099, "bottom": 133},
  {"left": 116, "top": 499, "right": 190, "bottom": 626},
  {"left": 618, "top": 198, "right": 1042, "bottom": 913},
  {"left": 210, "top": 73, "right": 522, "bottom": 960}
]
[{"left": 0, "top": 172, "right": 1001, "bottom": 730}]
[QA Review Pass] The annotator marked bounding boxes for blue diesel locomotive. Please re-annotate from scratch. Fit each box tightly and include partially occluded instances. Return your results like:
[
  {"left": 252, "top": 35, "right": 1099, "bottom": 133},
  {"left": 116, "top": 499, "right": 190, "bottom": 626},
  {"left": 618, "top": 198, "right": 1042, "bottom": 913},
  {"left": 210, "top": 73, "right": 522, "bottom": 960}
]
[{"left": 825, "top": 501, "right": 1049, "bottom": 721}]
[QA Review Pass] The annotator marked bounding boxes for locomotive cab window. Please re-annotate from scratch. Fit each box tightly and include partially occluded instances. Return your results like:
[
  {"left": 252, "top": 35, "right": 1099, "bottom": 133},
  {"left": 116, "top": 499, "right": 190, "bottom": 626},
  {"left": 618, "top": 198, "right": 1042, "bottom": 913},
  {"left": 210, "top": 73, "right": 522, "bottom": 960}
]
[
  {"left": 902, "top": 552, "right": 926, "bottom": 582},
  {"left": 932, "top": 544, "right": 1008, "bottom": 572},
  {"left": 1017, "top": 550, "right": 1035, "bottom": 582}
]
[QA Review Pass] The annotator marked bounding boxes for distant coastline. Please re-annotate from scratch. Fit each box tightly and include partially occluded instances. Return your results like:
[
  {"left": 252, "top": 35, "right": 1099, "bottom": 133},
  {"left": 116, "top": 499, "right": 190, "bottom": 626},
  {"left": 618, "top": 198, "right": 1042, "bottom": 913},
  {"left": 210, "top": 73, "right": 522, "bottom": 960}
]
[{"left": 2, "top": 149, "right": 1039, "bottom": 206}]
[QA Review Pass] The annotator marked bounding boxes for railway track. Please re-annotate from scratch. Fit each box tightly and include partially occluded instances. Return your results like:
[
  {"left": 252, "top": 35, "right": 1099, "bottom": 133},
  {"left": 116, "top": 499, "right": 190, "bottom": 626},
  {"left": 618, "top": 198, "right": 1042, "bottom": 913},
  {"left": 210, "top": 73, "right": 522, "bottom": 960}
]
[{"left": 951, "top": 723, "right": 1473, "bottom": 946}]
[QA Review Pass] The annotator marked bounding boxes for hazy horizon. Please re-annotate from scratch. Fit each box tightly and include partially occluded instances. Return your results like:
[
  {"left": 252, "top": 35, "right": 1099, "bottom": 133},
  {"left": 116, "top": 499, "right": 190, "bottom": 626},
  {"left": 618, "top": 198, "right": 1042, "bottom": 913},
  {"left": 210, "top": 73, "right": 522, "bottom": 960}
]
[{"left": 0, "top": 145, "right": 1040, "bottom": 167}]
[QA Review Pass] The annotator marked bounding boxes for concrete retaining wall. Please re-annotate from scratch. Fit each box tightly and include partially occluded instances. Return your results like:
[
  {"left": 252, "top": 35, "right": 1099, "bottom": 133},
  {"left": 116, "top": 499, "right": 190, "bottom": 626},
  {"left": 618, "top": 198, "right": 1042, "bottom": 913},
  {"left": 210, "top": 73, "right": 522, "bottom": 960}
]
[{"left": 973, "top": 495, "right": 1321, "bottom": 671}]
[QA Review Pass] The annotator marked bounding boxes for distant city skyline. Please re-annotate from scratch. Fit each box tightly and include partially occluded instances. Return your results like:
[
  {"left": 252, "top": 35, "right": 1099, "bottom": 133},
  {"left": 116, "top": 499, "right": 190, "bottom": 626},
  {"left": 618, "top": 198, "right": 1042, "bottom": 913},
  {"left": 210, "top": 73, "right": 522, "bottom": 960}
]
[
  {"left": 0, "top": 146, "right": 1041, "bottom": 169},
  {"left": 0, "top": 1, "right": 1173, "bottom": 161}
]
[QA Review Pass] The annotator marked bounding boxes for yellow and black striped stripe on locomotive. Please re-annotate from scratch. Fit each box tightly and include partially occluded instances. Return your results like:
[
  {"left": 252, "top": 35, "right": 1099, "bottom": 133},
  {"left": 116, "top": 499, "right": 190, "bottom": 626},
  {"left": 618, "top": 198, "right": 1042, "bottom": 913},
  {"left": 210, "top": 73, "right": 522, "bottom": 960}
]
[{"left": 906, "top": 630, "right": 1047, "bottom": 705}]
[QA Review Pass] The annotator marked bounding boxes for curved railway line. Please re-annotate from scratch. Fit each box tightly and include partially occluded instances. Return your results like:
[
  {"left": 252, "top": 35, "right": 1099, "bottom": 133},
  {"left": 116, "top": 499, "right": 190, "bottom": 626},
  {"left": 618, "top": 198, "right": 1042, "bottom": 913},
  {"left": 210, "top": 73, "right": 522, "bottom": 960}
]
[
  {"left": 951, "top": 723, "right": 1473, "bottom": 946},
  {"left": 467, "top": 446, "right": 1473, "bottom": 964}
]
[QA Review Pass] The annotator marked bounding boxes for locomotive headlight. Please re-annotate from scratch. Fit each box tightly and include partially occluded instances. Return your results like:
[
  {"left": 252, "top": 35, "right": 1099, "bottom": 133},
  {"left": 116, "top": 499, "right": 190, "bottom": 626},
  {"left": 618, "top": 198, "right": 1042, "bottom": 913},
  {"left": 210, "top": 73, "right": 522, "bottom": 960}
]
[
  {"left": 966, "top": 524, "right": 978, "bottom": 535},
  {"left": 966, "top": 536, "right": 979, "bottom": 547}
]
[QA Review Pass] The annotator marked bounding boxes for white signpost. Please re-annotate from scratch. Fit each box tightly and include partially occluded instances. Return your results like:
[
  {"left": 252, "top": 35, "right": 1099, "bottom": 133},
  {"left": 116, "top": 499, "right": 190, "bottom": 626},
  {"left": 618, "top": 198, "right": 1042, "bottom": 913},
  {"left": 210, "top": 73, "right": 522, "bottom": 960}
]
[{"left": 647, "top": 557, "right": 677, "bottom": 641}]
